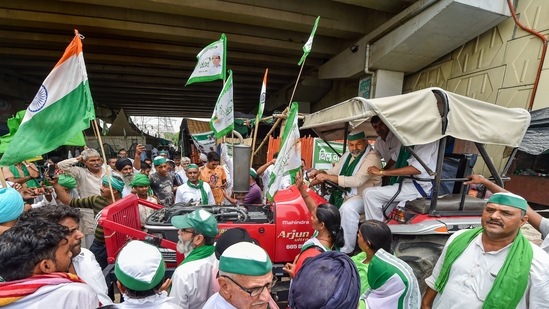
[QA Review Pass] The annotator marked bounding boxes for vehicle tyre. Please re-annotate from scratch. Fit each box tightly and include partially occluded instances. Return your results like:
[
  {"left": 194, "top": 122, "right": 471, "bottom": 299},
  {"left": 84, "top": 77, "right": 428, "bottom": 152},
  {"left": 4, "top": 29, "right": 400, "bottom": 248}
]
[{"left": 392, "top": 234, "right": 449, "bottom": 294}]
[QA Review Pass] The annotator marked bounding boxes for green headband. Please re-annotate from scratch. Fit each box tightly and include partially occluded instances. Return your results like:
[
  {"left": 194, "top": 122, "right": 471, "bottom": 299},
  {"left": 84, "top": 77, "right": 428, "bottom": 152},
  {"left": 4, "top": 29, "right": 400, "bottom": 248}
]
[
  {"left": 250, "top": 168, "right": 257, "bottom": 178},
  {"left": 153, "top": 157, "right": 167, "bottom": 166},
  {"left": 487, "top": 192, "right": 528, "bottom": 211},
  {"left": 348, "top": 131, "right": 366, "bottom": 141},
  {"left": 219, "top": 242, "right": 272, "bottom": 276},
  {"left": 185, "top": 164, "right": 199, "bottom": 171}
]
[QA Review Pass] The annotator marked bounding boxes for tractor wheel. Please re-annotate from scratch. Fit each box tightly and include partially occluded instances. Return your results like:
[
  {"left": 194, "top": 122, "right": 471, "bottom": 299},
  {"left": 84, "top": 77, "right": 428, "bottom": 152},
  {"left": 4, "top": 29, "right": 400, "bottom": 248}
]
[{"left": 392, "top": 234, "right": 449, "bottom": 294}]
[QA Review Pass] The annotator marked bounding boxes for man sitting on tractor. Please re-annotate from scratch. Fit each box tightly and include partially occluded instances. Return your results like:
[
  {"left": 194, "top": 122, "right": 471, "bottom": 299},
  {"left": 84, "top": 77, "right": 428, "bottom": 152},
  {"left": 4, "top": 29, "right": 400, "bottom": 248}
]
[
  {"left": 364, "top": 119, "right": 439, "bottom": 222},
  {"left": 308, "top": 130, "right": 381, "bottom": 254}
]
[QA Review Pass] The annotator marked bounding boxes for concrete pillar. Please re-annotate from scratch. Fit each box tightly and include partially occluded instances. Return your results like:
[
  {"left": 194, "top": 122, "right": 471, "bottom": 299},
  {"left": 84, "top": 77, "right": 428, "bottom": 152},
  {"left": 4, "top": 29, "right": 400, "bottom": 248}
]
[{"left": 372, "top": 69, "right": 404, "bottom": 98}]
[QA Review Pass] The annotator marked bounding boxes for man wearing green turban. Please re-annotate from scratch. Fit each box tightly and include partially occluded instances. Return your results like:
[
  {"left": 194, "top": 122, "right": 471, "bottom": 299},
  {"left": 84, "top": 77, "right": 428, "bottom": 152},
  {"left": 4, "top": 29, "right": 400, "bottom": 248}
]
[
  {"left": 174, "top": 164, "right": 214, "bottom": 206},
  {"left": 130, "top": 173, "right": 159, "bottom": 227},
  {"left": 423, "top": 191, "right": 549, "bottom": 308},
  {"left": 149, "top": 156, "right": 177, "bottom": 206}
]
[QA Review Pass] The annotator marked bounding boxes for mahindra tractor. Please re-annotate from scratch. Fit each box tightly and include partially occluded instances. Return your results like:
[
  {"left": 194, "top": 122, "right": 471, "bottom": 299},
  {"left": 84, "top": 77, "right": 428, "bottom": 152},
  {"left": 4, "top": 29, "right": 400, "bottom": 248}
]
[
  {"left": 99, "top": 167, "right": 327, "bottom": 303},
  {"left": 99, "top": 87, "right": 530, "bottom": 299}
]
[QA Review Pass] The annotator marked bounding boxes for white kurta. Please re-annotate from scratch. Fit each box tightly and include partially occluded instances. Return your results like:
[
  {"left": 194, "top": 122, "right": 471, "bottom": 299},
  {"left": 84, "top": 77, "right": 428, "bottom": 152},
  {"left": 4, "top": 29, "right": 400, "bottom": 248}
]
[
  {"left": 73, "top": 248, "right": 112, "bottom": 305},
  {"left": 174, "top": 182, "right": 215, "bottom": 205},
  {"left": 2, "top": 282, "right": 99, "bottom": 309},
  {"left": 169, "top": 253, "right": 219, "bottom": 309},
  {"left": 540, "top": 217, "right": 549, "bottom": 253},
  {"left": 363, "top": 141, "right": 439, "bottom": 221},
  {"left": 117, "top": 291, "right": 180, "bottom": 309},
  {"left": 425, "top": 229, "right": 549, "bottom": 309},
  {"left": 202, "top": 292, "right": 237, "bottom": 309},
  {"left": 374, "top": 131, "right": 401, "bottom": 163}
]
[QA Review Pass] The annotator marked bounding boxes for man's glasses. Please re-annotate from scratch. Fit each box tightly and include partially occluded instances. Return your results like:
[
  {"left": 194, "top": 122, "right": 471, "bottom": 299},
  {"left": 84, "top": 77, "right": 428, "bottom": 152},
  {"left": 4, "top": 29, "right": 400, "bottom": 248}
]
[
  {"left": 220, "top": 275, "right": 277, "bottom": 297},
  {"left": 180, "top": 229, "right": 195, "bottom": 234}
]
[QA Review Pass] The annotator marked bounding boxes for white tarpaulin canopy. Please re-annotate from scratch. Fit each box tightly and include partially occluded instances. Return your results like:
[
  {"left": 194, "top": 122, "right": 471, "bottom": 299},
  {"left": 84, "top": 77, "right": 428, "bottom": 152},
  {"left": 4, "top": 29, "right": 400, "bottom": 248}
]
[{"left": 302, "top": 87, "right": 531, "bottom": 148}]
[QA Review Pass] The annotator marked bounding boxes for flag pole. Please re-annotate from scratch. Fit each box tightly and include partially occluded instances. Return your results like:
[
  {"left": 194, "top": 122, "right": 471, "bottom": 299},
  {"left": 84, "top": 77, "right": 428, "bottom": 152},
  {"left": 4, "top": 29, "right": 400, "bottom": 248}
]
[
  {"left": 250, "top": 112, "right": 260, "bottom": 167},
  {"left": 250, "top": 68, "right": 268, "bottom": 167},
  {"left": 92, "top": 119, "right": 116, "bottom": 202},
  {"left": 253, "top": 59, "right": 307, "bottom": 156},
  {"left": 0, "top": 169, "right": 7, "bottom": 189}
]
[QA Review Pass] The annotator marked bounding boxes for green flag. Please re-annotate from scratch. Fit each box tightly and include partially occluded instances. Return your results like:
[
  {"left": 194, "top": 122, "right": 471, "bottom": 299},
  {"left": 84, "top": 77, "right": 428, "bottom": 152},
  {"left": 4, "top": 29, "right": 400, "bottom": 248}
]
[
  {"left": 210, "top": 70, "right": 234, "bottom": 138},
  {"left": 186, "top": 34, "right": 227, "bottom": 85},
  {"left": 298, "top": 16, "right": 320, "bottom": 66},
  {"left": 0, "top": 33, "right": 94, "bottom": 165},
  {"left": 267, "top": 102, "right": 301, "bottom": 202}
]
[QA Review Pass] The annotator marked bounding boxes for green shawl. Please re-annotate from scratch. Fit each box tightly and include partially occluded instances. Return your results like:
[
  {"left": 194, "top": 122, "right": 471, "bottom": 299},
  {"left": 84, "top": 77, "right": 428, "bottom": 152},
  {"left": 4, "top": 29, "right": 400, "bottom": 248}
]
[
  {"left": 187, "top": 180, "right": 208, "bottom": 205},
  {"left": 389, "top": 146, "right": 412, "bottom": 185},
  {"left": 180, "top": 244, "right": 215, "bottom": 265},
  {"left": 329, "top": 150, "right": 365, "bottom": 208},
  {"left": 434, "top": 227, "right": 533, "bottom": 308},
  {"left": 9, "top": 164, "right": 40, "bottom": 188}
]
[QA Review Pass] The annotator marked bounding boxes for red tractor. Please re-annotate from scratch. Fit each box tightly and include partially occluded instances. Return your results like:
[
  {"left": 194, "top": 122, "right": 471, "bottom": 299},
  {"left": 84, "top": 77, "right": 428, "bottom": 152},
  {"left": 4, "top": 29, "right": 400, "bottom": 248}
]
[{"left": 99, "top": 184, "right": 324, "bottom": 301}]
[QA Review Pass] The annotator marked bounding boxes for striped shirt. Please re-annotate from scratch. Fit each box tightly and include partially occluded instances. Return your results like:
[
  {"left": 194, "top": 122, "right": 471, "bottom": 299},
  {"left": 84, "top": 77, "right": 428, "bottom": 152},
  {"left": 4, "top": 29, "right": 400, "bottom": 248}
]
[{"left": 69, "top": 196, "right": 111, "bottom": 244}]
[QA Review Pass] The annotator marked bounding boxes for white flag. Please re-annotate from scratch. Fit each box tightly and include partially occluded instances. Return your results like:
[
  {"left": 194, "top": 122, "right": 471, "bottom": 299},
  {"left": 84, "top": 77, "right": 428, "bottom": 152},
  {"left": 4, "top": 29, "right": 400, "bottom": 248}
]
[
  {"left": 186, "top": 34, "right": 226, "bottom": 85},
  {"left": 210, "top": 70, "right": 234, "bottom": 138},
  {"left": 267, "top": 102, "right": 301, "bottom": 201},
  {"left": 298, "top": 16, "right": 320, "bottom": 66}
]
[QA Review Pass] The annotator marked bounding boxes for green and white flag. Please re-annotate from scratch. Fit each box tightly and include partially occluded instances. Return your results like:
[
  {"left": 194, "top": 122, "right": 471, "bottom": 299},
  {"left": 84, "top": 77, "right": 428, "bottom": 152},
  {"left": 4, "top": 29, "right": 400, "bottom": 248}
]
[
  {"left": 0, "top": 32, "right": 95, "bottom": 166},
  {"left": 257, "top": 68, "right": 268, "bottom": 120},
  {"left": 186, "top": 34, "right": 227, "bottom": 85},
  {"left": 298, "top": 16, "right": 320, "bottom": 66},
  {"left": 267, "top": 102, "right": 301, "bottom": 202},
  {"left": 210, "top": 70, "right": 234, "bottom": 138}
]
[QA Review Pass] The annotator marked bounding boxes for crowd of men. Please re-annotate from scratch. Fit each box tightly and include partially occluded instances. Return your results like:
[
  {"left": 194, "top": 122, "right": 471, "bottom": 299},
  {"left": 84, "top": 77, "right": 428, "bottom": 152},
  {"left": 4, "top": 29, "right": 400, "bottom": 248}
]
[{"left": 1, "top": 113, "right": 549, "bottom": 308}]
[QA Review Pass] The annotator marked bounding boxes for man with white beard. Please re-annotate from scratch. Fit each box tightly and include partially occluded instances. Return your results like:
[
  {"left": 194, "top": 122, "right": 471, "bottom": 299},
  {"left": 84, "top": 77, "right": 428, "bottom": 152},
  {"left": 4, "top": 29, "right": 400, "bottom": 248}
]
[
  {"left": 114, "top": 158, "right": 139, "bottom": 197},
  {"left": 169, "top": 209, "right": 219, "bottom": 309}
]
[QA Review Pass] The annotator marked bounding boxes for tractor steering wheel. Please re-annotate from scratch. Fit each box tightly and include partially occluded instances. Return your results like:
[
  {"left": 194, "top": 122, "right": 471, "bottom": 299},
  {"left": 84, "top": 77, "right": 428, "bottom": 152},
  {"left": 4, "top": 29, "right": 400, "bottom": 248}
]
[{"left": 319, "top": 179, "right": 347, "bottom": 196}]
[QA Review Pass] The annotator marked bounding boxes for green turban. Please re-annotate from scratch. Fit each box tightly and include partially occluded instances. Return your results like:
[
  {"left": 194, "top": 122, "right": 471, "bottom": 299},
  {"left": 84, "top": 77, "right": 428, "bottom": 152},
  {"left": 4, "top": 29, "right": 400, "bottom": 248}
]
[
  {"left": 102, "top": 175, "right": 125, "bottom": 194},
  {"left": 130, "top": 173, "right": 150, "bottom": 188},
  {"left": 58, "top": 174, "right": 77, "bottom": 190}
]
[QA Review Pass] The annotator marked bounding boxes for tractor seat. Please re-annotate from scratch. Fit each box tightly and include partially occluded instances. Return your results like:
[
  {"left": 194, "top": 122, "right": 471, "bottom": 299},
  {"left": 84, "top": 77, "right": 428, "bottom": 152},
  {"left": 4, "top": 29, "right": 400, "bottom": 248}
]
[{"left": 405, "top": 194, "right": 487, "bottom": 215}]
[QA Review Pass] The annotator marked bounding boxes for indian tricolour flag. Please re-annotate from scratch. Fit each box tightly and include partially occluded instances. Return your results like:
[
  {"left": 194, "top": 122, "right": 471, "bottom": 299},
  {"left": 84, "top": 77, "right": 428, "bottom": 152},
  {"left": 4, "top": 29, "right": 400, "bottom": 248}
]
[
  {"left": 257, "top": 68, "right": 268, "bottom": 121},
  {"left": 267, "top": 102, "right": 301, "bottom": 202},
  {"left": 0, "top": 31, "right": 95, "bottom": 166}
]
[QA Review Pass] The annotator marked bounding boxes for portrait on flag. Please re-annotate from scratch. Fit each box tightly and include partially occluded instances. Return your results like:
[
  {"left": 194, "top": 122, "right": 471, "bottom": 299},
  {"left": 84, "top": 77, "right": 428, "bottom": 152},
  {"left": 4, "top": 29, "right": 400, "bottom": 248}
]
[
  {"left": 186, "top": 34, "right": 227, "bottom": 85},
  {"left": 210, "top": 70, "right": 234, "bottom": 138}
]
